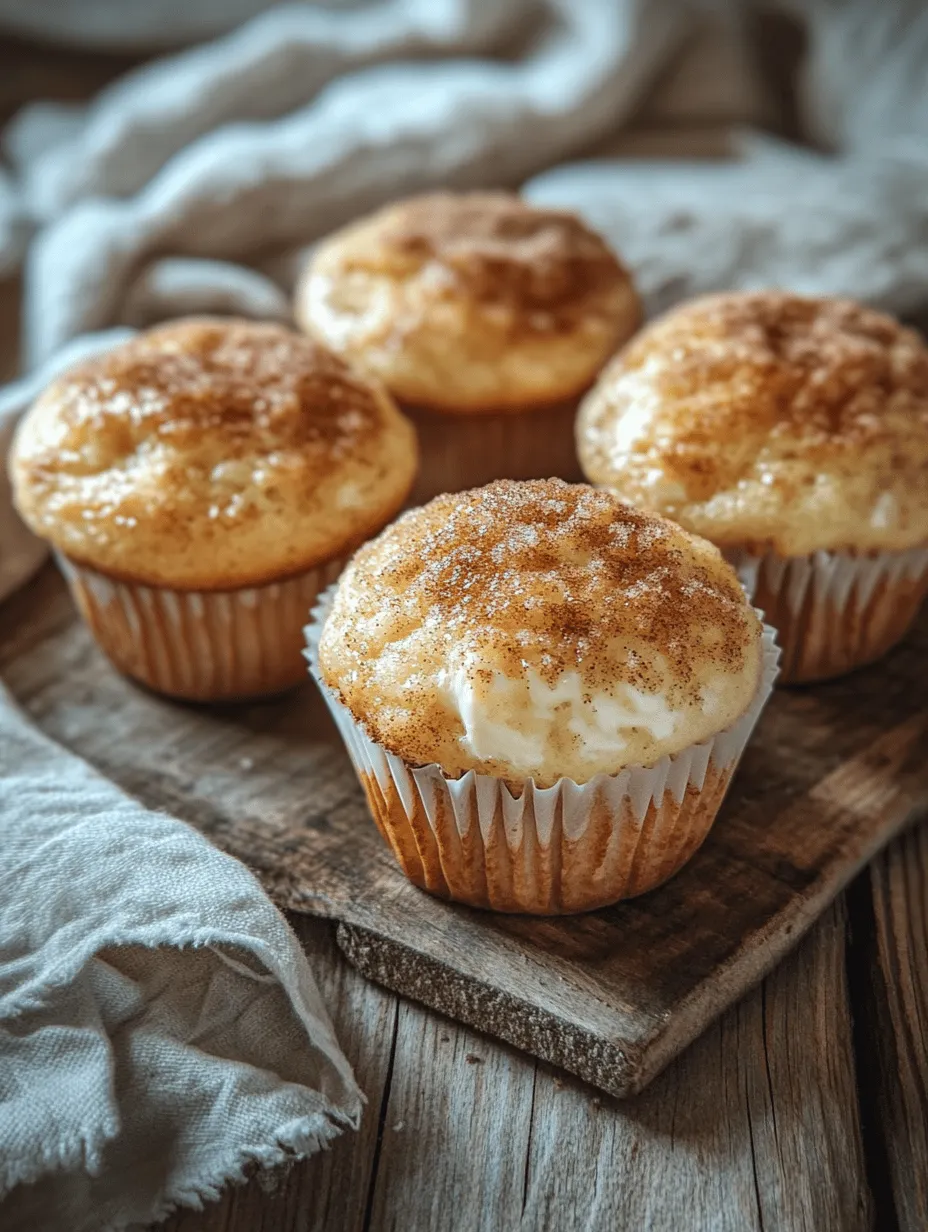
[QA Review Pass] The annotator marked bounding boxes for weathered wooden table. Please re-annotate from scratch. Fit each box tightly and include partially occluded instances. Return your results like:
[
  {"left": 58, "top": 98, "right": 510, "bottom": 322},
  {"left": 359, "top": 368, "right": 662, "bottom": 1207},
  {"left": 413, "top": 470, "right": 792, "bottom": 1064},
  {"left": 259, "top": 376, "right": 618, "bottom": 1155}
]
[{"left": 1, "top": 33, "right": 926, "bottom": 1232}]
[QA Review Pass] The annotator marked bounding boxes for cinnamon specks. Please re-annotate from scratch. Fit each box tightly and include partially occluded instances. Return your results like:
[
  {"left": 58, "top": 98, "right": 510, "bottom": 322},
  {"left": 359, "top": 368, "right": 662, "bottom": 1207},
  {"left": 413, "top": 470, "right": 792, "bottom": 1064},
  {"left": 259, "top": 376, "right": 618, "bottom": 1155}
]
[
  {"left": 10, "top": 317, "right": 417, "bottom": 587},
  {"left": 578, "top": 292, "right": 928, "bottom": 555},
  {"left": 335, "top": 479, "right": 755, "bottom": 699},
  {"left": 48, "top": 318, "right": 388, "bottom": 477},
  {"left": 376, "top": 193, "right": 627, "bottom": 327}
]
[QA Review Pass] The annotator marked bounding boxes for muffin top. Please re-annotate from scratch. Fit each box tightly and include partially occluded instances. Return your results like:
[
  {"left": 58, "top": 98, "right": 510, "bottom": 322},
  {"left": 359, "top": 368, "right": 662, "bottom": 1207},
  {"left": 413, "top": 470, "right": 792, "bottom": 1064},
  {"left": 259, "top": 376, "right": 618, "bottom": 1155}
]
[
  {"left": 10, "top": 318, "right": 417, "bottom": 589},
  {"left": 296, "top": 192, "right": 640, "bottom": 414},
  {"left": 319, "top": 479, "right": 762, "bottom": 787},
  {"left": 577, "top": 292, "right": 928, "bottom": 557}
]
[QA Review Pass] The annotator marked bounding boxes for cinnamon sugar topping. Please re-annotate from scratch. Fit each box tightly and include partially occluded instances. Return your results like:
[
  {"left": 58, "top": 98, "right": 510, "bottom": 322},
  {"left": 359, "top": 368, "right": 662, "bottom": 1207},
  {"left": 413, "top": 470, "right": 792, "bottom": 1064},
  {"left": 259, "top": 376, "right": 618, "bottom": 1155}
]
[
  {"left": 375, "top": 192, "right": 628, "bottom": 327},
  {"left": 373, "top": 481, "right": 750, "bottom": 690},
  {"left": 49, "top": 318, "right": 386, "bottom": 469},
  {"left": 10, "top": 318, "right": 417, "bottom": 588},
  {"left": 296, "top": 192, "right": 641, "bottom": 412},
  {"left": 578, "top": 292, "right": 928, "bottom": 556},
  {"left": 319, "top": 480, "right": 762, "bottom": 784}
]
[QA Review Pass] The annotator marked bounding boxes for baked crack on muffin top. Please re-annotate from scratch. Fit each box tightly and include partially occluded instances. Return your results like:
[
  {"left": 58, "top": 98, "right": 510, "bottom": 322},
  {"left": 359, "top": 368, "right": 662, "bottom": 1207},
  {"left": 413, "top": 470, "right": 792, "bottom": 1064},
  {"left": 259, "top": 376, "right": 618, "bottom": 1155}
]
[
  {"left": 10, "top": 318, "right": 417, "bottom": 589},
  {"left": 297, "top": 192, "right": 641, "bottom": 413},
  {"left": 319, "top": 479, "right": 762, "bottom": 785},
  {"left": 577, "top": 291, "right": 928, "bottom": 556}
]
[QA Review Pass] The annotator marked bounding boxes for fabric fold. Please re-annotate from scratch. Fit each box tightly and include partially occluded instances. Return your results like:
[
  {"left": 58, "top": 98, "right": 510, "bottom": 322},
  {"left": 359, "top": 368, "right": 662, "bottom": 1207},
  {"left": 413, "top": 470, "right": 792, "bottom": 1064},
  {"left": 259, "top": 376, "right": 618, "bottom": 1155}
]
[{"left": 0, "top": 688, "right": 362, "bottom": 1231}]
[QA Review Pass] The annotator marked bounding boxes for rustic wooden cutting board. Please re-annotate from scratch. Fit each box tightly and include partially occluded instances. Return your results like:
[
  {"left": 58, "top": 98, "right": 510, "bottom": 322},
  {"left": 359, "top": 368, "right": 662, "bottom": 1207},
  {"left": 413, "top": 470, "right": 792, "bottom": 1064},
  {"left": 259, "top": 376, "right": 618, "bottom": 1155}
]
[{"left": 3, "top": 563, "right": 928, "bottom": 1098}]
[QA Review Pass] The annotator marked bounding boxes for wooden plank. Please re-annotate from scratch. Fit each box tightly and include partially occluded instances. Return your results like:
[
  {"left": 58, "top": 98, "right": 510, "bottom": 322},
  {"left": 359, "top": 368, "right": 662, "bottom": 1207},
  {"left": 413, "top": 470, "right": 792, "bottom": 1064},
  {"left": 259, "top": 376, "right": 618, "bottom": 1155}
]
[
  {"left": 851, "top": 823, "right": 928, "bottom": 1232},
  {"left": 157, "top": 905, "right": 872, "bottom": 1231},
  {"left": 255, "top": 904, "right": 869, "bottom": 1232},
  {"left": 2, "top": 566, "right": 928, "bottom": 1099},
  {"left": 337, "top": 706, "right": 928, "bottom": 1096},
  {"left": 520, "top": 903, "right": 871, "bottom": 1232},
  {"left": 170, "top": 911, "right": 873, "bottom": 1231},
  {"left": 365, "top": 1002, "right": 536, "bottom": 1231},
  {"left": 162, "top": 916, "right": 395, "bottom": 1232}
]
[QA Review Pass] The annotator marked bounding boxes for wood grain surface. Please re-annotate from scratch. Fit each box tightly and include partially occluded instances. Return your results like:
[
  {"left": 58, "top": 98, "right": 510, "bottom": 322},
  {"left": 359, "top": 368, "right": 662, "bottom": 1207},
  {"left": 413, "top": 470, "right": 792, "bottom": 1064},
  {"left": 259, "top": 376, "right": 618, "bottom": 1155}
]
[
  {"left": 3, "top": 563, "right": 928, "bottom": 1103},
  {"left": 158, "top": 903, "right": 875, "bottom": 1232},
  {"left": 851, "top": 824, "right": 928, "bottom": 1232}
]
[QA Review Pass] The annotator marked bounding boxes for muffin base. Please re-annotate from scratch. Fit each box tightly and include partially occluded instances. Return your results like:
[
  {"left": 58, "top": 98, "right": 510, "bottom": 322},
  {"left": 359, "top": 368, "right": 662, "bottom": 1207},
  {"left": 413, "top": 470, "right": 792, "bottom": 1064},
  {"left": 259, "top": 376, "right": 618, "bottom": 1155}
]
[
  {"left": 305, "top": 588, "right": 779, "bottom": 914},
  {"left": 357, "top": 760, "right": 735, "bottom": 913},
  {"left": 406, "top": 398, "right": 582, "bottom": 505},
  {"left": 729, "top": 546, "right": 928, "bottom": 684},
  {"left": 59, "top": 553, "right": 347, "bottom": 701}
]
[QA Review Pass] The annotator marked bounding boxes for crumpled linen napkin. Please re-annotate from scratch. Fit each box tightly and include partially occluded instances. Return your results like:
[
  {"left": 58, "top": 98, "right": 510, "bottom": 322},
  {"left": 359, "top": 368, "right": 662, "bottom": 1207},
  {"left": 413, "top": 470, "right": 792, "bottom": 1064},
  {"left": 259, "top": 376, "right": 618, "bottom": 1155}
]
[
  {"left": 1, "top": 0, "right": 927, "bottom": 372},
  {"left": 0, "top": 686, "right": 362, "bottom": 1231},
  {"left": 2, "top": 0, "right": 686, "bottom": 364}
]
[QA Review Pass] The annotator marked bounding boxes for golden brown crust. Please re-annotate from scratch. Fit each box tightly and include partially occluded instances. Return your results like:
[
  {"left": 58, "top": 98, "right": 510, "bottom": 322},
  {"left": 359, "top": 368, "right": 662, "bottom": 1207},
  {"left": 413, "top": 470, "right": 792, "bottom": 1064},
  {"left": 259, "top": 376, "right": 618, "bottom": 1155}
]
[
  {"left": 296, "top": 192, "right": 641, "bottom": 412},
  {"left": 319, "top": 479, "right": 762, "bottom": 785},
  {"left": 367, "top": 192, "right": 625, "bottom": 323},
  {"left": 10, "top": 318, "right": 418, "bottom": 589},
  {"left": 577, "top": 292, "right": 928, "bottom": 556}
]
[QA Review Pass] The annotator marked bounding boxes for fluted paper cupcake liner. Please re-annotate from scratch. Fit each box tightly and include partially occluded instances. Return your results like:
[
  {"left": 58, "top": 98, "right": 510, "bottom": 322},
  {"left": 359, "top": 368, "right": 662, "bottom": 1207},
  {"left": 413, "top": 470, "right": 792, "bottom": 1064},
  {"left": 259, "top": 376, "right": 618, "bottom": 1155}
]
[
  {"left": 727, "top": 545, "right": 928, "bottom": 684},
  {"left": 58, "top": 552, "right": 347, "bottom": 701},
  {"left": 405, "top": 398, "right": 582, "bottom": 505},
  {"left": 304, "top": 587, "right": 779, "bottom": 914}
]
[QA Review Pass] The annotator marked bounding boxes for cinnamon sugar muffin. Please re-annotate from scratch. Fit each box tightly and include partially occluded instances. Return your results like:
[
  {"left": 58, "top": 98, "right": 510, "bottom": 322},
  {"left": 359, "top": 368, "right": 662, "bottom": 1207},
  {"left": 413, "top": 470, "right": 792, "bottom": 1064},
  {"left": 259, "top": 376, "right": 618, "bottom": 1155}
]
[
  {"left": 306, "top": 479, "right": 777, "bottom": 913},
  {"left": 10, "top": 317, "right": 417, "bottom": 700},
  {"left": 578, "top": 292, "right": 928, "bottom": 682},
  {"left": 296, "top": 192, "right": 640, "bottom": 502}
]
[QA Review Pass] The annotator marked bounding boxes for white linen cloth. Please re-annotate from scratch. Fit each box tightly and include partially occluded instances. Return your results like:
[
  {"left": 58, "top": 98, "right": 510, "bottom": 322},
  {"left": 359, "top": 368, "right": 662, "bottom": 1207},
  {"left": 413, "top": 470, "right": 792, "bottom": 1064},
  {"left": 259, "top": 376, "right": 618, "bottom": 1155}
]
[
  {"left": 0, "top": 688, "right": 362, "bottom": 1231},
  {"left": 1, "top": 1, "right": 927, "bottom": 1226},
  {"left": 0, "top": 0, "right": 926, "bottom": 379}
]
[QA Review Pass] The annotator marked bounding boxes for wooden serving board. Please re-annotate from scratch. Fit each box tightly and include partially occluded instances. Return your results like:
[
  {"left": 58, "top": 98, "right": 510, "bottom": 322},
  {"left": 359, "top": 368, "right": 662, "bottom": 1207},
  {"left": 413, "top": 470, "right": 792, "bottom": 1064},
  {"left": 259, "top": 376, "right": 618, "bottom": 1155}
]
[{"left": 3, "top": 563, "right": 928, "bottom": 1098}]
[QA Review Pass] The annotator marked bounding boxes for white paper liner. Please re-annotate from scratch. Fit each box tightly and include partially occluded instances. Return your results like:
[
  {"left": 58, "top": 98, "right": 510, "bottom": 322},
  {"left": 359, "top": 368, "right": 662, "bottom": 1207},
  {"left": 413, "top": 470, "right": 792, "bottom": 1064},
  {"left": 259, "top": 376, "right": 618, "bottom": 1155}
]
[
  {"left": 58, "top": 551, "right": 346, "bottom": 700},
  {"left": 303, "top": 585, "right": 779, "bottom": 856},
  {"left": 727, "top": 545, "right": 928, "bottom": 617},
  {"left": 726, "top": 544, "right": 928, "bottom": 682}
]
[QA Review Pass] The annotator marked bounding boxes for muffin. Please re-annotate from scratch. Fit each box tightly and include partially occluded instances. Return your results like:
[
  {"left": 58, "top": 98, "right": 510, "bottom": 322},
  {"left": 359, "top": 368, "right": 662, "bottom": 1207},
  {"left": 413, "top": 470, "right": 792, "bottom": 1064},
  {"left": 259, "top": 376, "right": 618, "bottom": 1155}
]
[
  {"left": 10, "top": 317, "right": 417, "bottom": 700},
  {"left": 305, "top": 479, "right": 777, "bottom": 914},
  {"left": 577, "top": 292, "right": 928, "bottom": 683},
  {"left": 295, "top": 192, "right": 640, "bottom": 503}
]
